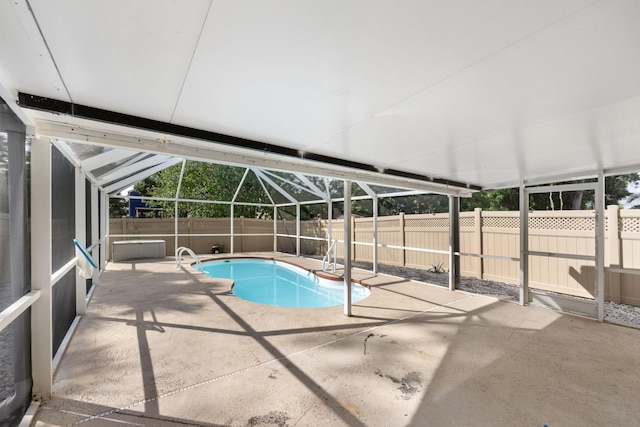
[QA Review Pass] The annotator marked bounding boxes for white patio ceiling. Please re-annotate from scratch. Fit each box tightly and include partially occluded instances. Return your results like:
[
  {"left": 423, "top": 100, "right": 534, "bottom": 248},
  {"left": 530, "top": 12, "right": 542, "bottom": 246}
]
[{"left": 2, "top": 0, "right": 640, "bottom": 194}]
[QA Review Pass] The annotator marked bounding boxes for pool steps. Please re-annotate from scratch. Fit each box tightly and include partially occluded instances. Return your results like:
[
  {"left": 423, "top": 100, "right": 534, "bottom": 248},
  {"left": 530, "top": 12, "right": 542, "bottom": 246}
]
[
  {"left": 321, "top": 239, "right": 338, "bottom": 273},
  {"left": 175, "top": 247, "right": 202, "bottom": 270}
]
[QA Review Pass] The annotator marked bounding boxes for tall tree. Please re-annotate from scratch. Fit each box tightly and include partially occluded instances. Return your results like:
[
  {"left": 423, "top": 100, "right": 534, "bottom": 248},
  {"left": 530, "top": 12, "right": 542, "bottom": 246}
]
[
  {"left": 461, "top": 174, "right": 640, "bottom": 211},
  {"left": 133, "top": 162, "right": 273, "bottom": 218},
  {"left": 132, "top": 160, "right": 640, "bottom": 217},
  {"left": 109, "top": 197, "right": 128, "bottom": 217}
]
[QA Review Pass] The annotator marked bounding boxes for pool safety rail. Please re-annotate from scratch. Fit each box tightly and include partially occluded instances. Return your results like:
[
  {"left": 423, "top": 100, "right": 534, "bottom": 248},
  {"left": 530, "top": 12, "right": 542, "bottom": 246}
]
[
  {"left": 176, "top": 247, "right": 202, "bottom": 271},
  {"left": 322, "top": 239, "right": 338, "bottom": 273}
]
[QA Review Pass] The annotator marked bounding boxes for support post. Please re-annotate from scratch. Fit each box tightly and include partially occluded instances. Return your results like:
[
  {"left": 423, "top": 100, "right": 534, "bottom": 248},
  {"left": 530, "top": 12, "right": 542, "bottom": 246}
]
[
  {"left": 595, "top": 173, "right": 605, "bottom": 321},
  {"left": 327, "top": 201, "right": 332, "bottom": 255},
  {"left": 351, "top": 216, "right": 356, "bottom": 262},
  {"left": 399, "top": 212, "right": 406, "bottom": 266},
  {"left": 74, "top": 167, "right": 86, "bottom": 315},
  {"left": 240, "top": 216, "right": 245, "bottom": 252},
  {"left": 100, "top": 190, "right": 107, "bottom": 271},
  {"left": 296, "top": 203, "right": 301, "bottom": 257},
  {"left": 343, "top": 180, "right": 352, "bottom": 316},
  {"left": 373, "top": 195, "right": 378, "bottom": 274},
  {"left": 448, "top": 196, "right": 460, "bottom": 291},
  {"left": 273, "top": 206, "right": 278, "bottom": 252},
  {"left": 90, "top": 183, "right": 99, "bottom": 283},
  {"left": 230, "top": 204, "right": 234, "bottom": 254},
  {"left": 30, "top": 138, "right": 53, "bottom": 400},
  {"left": 175, "top": 160, "right": 186, "bottom": 256},
  {"left": 474, "top": 207, "right": 483, "bottom": 279},
  {"left": 607, "top": 205, "right": 621, "bottom": 303},
  {"left": 519, "top": 184, "right": 529, "bottom": 305}
]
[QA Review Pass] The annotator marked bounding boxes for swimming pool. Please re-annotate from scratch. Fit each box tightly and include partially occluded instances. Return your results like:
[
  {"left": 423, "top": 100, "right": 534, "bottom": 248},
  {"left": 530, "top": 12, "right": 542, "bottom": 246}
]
[{"left": 200, "top": 258, "right": 370, "bottom": 308}]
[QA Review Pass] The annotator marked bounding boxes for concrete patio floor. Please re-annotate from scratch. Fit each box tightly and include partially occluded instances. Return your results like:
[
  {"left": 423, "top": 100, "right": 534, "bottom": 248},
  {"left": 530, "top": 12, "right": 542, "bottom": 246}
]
[{"left": 32, "top": 253, "right": 640, "bottom": 426}]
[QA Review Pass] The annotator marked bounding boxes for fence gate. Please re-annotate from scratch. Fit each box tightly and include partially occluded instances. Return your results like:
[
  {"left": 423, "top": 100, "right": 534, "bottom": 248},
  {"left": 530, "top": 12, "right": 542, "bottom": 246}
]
[{"left": 520, "top": 178, "right": 605, "bottom": 320}]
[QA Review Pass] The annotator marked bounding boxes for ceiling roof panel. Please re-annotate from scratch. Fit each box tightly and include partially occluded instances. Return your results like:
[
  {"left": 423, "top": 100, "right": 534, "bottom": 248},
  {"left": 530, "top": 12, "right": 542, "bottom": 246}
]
[
  {"left": 28, "top": 0, "right": 211, "bottom": 120},
  {"left": 0, "top": 1, "right": 67, "bottom": 101},
  {"left": 1, "top": 0, "right": 640, "bottom": 192}
]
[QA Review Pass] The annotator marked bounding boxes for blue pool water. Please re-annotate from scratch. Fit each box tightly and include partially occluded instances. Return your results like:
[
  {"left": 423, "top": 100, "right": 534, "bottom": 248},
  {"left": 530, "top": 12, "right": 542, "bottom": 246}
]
[{"left": 200, "top": 258, "right": 370, "bottom": 308}]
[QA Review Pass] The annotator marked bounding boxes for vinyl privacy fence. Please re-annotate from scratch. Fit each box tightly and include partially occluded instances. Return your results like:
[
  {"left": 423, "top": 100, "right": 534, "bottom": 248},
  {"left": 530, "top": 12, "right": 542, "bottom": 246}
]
[{"left": 109, "top": 206, "right": 640, "bottom": 307}]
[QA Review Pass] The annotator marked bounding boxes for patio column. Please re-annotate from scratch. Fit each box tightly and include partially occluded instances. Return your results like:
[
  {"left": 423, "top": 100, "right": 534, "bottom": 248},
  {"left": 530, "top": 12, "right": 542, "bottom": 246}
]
[
  {"left": 273, "top": 206, "right": 278, "bottom": 252},
  {"left": 372, "top": 195, "right": 378, "bottom": 274},
  {"left": 97, "top": 189, "right": 109, "bottom": 276},
  {"left": 174, "top": 202, "right": 179, "bottom": 254},
  {"left": 343, "top": 180, "right": 352, "bottom": 316},
  {"left": 174, "top": 160, "right": 186, "bottom": 256},
  {"left": 230, "top": 204, "right": 234, "bottom": 254},
  {"left": 74, "top": 167, "right": 86, "bottom": 315},
  {"left": 519, "top": 184, "right": 529, "bottom": 305},
  {"left": 448, "top": 196, "right": 460, "bottom": 291},
  {"left": 595, "top": 173, "right": 605, "bottom": 321},
  {"left": 296, "top": 203, "right": 300, "bottom": 257},
  {"left": 31, "top": 137, "right": 53, "bottom": 400},
  {"left": 99, "top": 189, "right": 107, "bottom": 272},
  {"left": 92, "top": 184, "right": 100, "bottom": 280}
]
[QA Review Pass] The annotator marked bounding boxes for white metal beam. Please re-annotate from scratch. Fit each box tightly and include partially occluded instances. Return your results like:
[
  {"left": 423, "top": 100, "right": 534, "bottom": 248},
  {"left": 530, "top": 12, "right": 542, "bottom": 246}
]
[
  {"left": 525, "top": 182, "right": 598, "bottom": 194},
  {"left": 0, "top": 291, "right": 40, "bottom": 333},
  {"left": 231, "top": 168, "right": 251, "bottom": 203},
  {"left": 261, "top": 170, "right": 324, "bottom": 200},
  {"left": 296, "top": 173, "right": 330, "bottom": 201},
  {"left": 252, "top": 169, "right": 298, "bottom": 204},
  {"left": 51, "top": 139, "right": 81, "bottom": 167},
  {"left": 38, "top": 120, "right": 475, "bottom": 197},
  {"left": 343, "top": 180, "right": 352, "bottom": 317},
  {"left": 360, "top": 182, "right": 379, "bottom": 273},
  {"left": 174, "top": 160, "right": 186, "bottom": 254},
  {"left": 103, "top": 157, "right": 182, "bottom": 193},
  {"left": 81, "top": 148, "right": 134, "bottom": 172},
  {"left": 96, "top": 154, "right": 172, "bottom": 185},
  {"left": 253, "top": 170, "right": 276, "bottom": 206}
]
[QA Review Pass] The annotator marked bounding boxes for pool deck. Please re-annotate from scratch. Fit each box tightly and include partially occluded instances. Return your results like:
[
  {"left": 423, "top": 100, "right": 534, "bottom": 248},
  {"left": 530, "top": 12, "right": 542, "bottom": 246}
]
[{"left": 33, "top": 252, "right": 640, "bottom": 426}]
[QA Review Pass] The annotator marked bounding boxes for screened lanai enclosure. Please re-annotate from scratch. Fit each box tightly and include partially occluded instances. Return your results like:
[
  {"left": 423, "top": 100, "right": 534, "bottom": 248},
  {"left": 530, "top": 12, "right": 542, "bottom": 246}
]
[{"left": 3, "top": 1, "right": 640, "bottom": 425}]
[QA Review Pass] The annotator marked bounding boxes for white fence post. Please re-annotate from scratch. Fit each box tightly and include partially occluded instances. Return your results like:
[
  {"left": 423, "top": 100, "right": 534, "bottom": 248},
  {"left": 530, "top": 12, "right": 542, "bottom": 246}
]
[
  {"left": 474, "top": 207, "right": 483, "bottom": 279},
  {"left": 399, "top": 212, "right": 406, "bottom": 266},
  {"left": 607, "top": 205, "right": 621, "bottom": 303}
]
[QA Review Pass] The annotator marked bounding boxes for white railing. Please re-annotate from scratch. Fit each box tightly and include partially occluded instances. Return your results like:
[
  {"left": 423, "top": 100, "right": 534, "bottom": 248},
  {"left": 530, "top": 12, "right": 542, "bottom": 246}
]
[
  {"left": 322, "top": 239, "right": 338, "bottom": 273},
  {"left": 176, "top": 247, "right": 202, "bottom": 271}
]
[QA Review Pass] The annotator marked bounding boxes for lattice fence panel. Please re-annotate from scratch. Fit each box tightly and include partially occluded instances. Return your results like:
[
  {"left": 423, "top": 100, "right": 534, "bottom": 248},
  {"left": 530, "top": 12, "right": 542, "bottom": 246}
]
[
  {"left": 459, "top": 217, "right": 475, "bottom": 228},
  {"left": 405, "top": 217, "right": 449, "bottom": 228},
  {"left": 529, "top": 216, "right": 594, "bottom": 231},
  {"left": 483, "top": 216, "right": 520, "bottom": 229},
  {"left": 621, "top": 216, "right": 640, "bottom": 233}
]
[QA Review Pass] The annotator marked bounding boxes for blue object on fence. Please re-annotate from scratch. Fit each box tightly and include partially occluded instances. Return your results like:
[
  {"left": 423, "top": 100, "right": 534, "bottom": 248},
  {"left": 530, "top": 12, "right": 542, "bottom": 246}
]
[{"left": 73, "top": 239, "right": 98, "bottom": 269}]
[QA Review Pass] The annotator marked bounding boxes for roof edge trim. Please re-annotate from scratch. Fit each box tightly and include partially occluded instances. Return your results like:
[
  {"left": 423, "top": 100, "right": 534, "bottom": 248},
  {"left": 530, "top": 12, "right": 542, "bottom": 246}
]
[{"left": 17, "top": 92, "right": 481, "bottom": 192}]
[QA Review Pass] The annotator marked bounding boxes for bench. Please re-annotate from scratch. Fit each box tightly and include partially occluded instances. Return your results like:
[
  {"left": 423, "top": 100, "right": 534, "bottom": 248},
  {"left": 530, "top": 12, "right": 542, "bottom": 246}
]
[{"left": 111, "top": 240, "right": 166, "bottom": 262}]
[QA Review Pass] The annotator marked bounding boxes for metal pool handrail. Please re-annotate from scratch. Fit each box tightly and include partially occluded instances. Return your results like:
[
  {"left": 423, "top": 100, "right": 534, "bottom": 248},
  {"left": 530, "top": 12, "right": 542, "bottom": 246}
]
[
  {"left": 176, "top": 247, "right": 202, "bottom": 270},
  {"left": 322, "top": 239, "right": 338, "bottom": 273}
]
